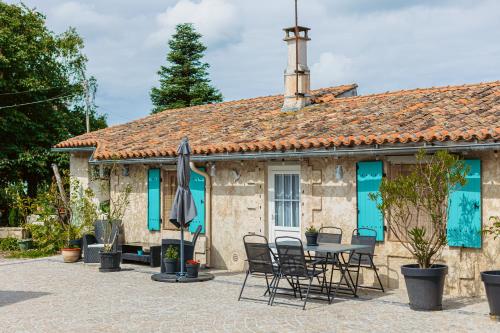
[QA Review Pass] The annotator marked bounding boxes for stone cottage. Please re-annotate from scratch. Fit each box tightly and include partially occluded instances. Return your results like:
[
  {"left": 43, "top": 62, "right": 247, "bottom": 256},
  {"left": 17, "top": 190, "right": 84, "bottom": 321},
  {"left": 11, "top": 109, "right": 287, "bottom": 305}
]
[{"left": 54, "top": 25, "right": 500, "bottom": 297}]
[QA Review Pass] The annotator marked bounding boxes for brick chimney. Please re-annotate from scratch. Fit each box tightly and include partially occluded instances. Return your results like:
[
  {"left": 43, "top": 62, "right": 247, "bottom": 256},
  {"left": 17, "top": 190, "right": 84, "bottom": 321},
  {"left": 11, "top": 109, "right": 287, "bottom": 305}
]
[{"left": 282, "top": 26, "right": 311, "bottom": 112}]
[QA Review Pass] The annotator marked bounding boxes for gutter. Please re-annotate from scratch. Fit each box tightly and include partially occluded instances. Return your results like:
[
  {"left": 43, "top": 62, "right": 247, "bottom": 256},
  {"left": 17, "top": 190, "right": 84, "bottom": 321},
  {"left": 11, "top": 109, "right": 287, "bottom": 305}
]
[
  {"left": 65, "top": 141, "right": 500, "bottom": 165},
  {"left": 189, "top": 162, "right": 212, "bottom": 268}
]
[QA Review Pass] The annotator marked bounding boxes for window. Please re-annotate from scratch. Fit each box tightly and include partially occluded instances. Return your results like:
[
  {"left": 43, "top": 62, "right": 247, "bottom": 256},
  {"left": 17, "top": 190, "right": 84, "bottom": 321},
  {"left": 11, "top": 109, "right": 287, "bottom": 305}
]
[
  {"left": 274, "top": 174, "right": 300, "bottom": 228},
  {"left": 163, "top": 170, "right": 178, "bottom": 230},
  {"left": 387, "top": 163, "right": 433, "bottom": 242}
]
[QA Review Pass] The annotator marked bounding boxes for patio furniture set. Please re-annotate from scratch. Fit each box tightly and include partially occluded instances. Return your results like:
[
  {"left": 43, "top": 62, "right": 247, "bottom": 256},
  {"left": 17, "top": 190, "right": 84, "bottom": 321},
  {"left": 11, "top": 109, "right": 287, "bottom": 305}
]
[
  {"left": 238, "top": 227, "right": 384, "bottom": 310},
  {"left": 82, "top": 221, "right": 202, "bottom": 271}
]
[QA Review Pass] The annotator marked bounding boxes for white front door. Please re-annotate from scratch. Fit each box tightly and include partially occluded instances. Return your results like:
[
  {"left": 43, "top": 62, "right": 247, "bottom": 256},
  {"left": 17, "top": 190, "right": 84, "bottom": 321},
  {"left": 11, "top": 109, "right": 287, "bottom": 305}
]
[{"left": 268, "top": 165, "right": 301, "bottom": 242}]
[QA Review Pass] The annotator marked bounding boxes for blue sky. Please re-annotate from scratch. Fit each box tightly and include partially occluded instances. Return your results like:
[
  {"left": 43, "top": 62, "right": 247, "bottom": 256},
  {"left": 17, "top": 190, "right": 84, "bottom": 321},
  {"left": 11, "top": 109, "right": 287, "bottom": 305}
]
[{"left": 8, "top": 0, "right": 500, "bottom": 125}]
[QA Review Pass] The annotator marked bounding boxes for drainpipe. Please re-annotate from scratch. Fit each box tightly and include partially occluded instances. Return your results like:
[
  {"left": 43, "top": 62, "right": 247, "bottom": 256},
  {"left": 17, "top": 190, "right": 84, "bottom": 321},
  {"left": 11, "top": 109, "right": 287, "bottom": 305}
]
[{"left": 189, "top": 162, "right": 212, "bottom": 268}]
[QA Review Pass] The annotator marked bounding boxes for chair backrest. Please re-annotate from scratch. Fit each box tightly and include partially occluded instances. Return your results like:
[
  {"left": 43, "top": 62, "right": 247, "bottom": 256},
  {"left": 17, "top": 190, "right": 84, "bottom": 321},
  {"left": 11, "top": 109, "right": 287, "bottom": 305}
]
[
  {"left": 351, "top": 228, "right": 376, "bottom": 255},
  {"left": 317, "top": 226, "right": 342, "bottom": 244},
  {"left": 191, "top": 225, "right": 202, "bottom": 247},
  {"left": 243, "top": 234, "right": 274, "bottom": 274},
  {"left": 275, "top": 237, "right": 308, "bottom": 277}
]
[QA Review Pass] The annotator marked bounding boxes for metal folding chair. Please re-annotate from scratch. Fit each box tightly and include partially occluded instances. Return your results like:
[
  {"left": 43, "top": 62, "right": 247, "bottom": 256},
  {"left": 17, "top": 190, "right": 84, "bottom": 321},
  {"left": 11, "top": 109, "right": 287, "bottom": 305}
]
[
  {"left": 346, "top": 228, "right": 384, "bottom": 293},
  {"left": 238, "top": 234, "right": 278, "bottom": 301},
  {"left": 271, "top": 237, "right": 329, "bottom": 310}
]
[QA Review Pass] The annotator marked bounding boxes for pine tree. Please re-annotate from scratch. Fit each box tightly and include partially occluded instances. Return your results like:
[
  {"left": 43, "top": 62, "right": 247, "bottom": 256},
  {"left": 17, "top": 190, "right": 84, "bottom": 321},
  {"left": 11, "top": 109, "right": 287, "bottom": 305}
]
[{"left": 150, "top": 23, "right": 223, "bottom": 114}]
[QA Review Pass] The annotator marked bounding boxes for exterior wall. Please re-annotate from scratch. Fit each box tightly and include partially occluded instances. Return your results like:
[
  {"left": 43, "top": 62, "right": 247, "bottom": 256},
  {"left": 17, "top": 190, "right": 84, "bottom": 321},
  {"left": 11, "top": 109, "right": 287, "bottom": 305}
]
[
  {"left": 109, "top": 165, "right": 207, "bottom": 264},
  {"left": 71, "top": 151, "right": 500, "bottom": 296}
]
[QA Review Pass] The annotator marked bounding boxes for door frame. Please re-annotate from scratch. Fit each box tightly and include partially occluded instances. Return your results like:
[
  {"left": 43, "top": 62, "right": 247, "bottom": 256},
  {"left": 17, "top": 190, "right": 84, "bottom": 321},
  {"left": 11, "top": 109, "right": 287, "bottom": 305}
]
[{"left": 267, "top": 164, "right": 301, "bottom": 241}]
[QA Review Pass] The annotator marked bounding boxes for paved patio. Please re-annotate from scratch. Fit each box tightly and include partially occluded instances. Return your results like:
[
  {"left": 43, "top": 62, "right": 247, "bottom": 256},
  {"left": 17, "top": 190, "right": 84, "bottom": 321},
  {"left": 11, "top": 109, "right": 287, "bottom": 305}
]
[{"left": 0, "top": 256, "right": 498, "bottom": 333}]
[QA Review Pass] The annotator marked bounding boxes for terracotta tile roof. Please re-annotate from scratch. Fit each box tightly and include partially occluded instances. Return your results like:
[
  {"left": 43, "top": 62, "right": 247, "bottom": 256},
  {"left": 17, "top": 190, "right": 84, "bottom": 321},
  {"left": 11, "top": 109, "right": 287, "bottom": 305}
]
[{"left": 55, "top": 82, "right": 500, "bottom": 160}]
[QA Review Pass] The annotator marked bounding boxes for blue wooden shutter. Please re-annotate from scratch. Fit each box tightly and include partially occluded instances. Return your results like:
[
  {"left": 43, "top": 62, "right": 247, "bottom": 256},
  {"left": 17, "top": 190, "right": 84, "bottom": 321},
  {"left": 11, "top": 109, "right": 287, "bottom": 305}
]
[
  {"left": 189, "top": 169, "right": 205, "bottom": 233},
  {"left": 148, "top": 168, "right": 161, "bottom": 231},
  {"left": 447, "top": 159, "right": 481, "bottom": 248},
  {"left": 357, "top": 161, "right": 384, "bottom": 241}
]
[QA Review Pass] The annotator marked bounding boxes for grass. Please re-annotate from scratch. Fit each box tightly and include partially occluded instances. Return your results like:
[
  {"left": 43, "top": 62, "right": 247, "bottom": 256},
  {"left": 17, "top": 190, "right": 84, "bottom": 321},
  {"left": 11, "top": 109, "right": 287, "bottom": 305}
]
[{"left": 6, "top": 249, "right": 55, "bottom": 259}]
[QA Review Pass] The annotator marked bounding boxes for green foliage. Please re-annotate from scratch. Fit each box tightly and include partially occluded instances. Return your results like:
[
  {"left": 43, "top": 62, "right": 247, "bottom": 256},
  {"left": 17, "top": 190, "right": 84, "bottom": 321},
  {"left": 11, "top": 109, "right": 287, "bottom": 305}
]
[
  {"left": 165, "top": 245, "right": 179, "bottom": 260},
  {"left": 370, "top": 150, "right": 468, "bottom": 268},
  {"left": 8, "top": 208, "right": 20, "bottom": 227},
  {"left": 7, "top": 248, "right": 54, "bottom": 259},
  {"left": 26, "top": 221, "right": 64, "bottom": 254},
  {"left": 305, "top": 226, "right": 318, "bottom": 234},
  {"left": 484, "top": 216, "right": 500, "bottom": 240},
  {"left": 150, "top": 23, "right": 223, "bottom": 113},
  {"left": 0, "top": 237, "right": 20, "bottom": 251},
  {"left": 100, "top": 181, "right": 132, "bottom": 252},
  {"left": 0, "top": 3, "right": 107, "bottom": 195}
]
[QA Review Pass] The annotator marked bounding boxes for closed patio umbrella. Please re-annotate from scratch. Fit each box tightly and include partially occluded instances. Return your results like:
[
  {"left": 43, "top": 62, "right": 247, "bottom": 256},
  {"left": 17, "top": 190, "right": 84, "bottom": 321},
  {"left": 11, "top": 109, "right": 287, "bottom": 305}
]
[{"left": 170, "top": 137, "right": 197, "bottom": 278}]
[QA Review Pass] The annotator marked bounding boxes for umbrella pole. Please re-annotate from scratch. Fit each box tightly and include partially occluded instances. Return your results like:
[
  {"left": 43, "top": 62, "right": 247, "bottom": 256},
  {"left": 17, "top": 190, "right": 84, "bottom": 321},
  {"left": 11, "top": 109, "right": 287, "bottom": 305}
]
[{"left": 179, "top": 225, "right": 185, "bottom": 278}]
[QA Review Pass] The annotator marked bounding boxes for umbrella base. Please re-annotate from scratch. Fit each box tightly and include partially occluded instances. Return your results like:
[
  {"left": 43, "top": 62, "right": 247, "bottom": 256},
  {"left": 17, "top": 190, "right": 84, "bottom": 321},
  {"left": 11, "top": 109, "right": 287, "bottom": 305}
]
[{"left": 151, "top": 272, "right": 214, "bottom": 283}]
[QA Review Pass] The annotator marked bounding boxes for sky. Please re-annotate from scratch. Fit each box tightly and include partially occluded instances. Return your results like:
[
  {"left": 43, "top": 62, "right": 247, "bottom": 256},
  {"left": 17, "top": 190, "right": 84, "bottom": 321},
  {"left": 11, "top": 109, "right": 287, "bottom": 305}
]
[{"left": 7, "top": 0, "right": 500, "bottom": 125}]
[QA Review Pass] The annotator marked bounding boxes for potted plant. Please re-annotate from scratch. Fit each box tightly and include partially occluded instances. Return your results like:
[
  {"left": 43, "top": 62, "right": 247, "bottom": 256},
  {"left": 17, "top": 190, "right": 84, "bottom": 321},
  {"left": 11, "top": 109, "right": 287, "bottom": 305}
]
[
  {"left": 18, "top": 238, "right": 33, "bottom": 251},
  {"left": 371, "top": 150, "right": 467, "bottom": 311},
  {"left": 481, "top": 216, "right": 500, "bottom": 321},
  {"left": 50, "top": 165, "right": 97, "bottom": 263},
  {"left": 186, "top": 259, "right": 200, "bottom": 278},
  {"left": 98, "top": 183, "right": 132, "bottom": 272},
  {"left": 305, "top": 226, "right": 319, "bottom": 246},
  {"left": 164, "top": 245, "right": 179, "bottom": 274}
]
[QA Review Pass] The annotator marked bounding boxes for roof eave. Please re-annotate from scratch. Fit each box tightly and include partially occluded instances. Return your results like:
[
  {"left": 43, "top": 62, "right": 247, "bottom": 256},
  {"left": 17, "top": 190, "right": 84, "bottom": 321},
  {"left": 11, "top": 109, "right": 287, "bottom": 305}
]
[{"left": 87, "top": 140, "right": 500, "bottom": 165}]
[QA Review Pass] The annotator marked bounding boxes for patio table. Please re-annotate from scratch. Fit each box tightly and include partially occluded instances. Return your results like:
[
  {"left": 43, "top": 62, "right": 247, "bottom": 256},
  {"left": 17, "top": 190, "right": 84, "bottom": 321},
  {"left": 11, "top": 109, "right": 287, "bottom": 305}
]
[{"left": 269, "top": 242, "right": 370, "bottom": 301}]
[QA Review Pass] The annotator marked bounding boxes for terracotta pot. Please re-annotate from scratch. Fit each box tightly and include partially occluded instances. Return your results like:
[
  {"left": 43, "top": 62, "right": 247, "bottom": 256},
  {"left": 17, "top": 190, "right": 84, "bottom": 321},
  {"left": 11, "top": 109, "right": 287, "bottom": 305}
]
[{"left": 61, "top": 248, "right": 81, "bottom": 263}]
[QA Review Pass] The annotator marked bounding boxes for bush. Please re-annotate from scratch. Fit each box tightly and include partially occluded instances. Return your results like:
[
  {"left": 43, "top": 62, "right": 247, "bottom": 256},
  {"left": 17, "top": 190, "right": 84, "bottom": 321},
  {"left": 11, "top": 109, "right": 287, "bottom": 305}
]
[
  {"left": 0, "top": 237, "right": 20, "bottom": 251},
  {"left": 7, "top": 249, "right": 54, "bottom": 259},
  {"left": 25, "top": 220, "right": 65, "bottom": 253}
]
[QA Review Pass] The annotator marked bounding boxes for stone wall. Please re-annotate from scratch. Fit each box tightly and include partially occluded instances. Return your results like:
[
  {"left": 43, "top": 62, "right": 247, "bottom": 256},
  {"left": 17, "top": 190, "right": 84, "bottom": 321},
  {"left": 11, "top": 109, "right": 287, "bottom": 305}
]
[{"left": 72, "top": 152, "right": 500, "bottom": 296}]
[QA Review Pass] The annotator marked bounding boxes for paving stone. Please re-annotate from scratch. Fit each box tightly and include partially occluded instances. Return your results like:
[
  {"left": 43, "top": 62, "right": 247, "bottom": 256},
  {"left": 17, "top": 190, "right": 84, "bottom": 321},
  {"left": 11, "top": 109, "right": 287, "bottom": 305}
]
[{"left": 0, "top": 256, "right": 498, "bottom": 333}]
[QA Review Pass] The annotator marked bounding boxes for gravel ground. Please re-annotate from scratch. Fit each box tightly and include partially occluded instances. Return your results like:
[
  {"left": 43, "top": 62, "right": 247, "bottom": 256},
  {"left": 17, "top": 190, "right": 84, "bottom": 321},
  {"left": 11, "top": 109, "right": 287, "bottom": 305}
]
[{"left": 0, "top": 256, "right": 498, "bottom": 333}]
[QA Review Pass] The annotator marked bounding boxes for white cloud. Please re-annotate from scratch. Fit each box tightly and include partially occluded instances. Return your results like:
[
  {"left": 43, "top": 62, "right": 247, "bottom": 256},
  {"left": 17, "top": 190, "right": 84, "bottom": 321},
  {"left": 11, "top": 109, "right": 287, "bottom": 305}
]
[
  {"left": 311, "top": 53, "right": 354, "bottom": 88},
  {"left": 4, "top": 0, "right": 500, "bottom": 125},
  {"left": 147, "top": 0, "right": 242, "bottom": 48}
]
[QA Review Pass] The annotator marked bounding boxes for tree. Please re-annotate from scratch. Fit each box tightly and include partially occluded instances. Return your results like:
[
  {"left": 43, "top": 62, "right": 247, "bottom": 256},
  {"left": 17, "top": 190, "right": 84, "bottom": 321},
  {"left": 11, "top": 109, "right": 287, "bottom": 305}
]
[
  {"left": 0, "top": 3, "right": 107, "bottom": 196},
  {"left": 150, "top": 23, "right": 223, "bottom": 113}
]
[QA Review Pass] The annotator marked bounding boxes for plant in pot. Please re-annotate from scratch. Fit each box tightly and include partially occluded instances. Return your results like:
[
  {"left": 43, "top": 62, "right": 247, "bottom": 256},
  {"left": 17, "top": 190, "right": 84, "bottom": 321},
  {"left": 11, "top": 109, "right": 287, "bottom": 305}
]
[
  {"left": 97, "top": 183, "right": 132, "bottom": 272},
  {"left": 186, "top": 259, "right": 200, "bottom": 278},
  {"left": 50, "top": 165, "right": 97, "bottom": 262},
  {"left": 481, "top": 216, "right": 500, "bottom": 321},
  {"left": 370, "top": 150, "right": 467, "bottom": 311},
  {"left": 164, "top": 245, "right": 179, "bottom": 274},
  {"left": 305, "top": 226, "right": 319, "bottom": 246}
]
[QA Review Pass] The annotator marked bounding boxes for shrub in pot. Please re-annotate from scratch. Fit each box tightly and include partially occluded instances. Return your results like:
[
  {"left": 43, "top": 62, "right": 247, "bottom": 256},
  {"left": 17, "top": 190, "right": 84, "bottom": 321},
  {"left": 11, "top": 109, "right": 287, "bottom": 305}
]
[
  {"left": 305, "top": 226, "right": 319, "bottom": 246},
  {"left": 164, "top": 245, "right": 179, "bottom": 274},
  {"left": 481, "top": 216, "right": 500, "bottom": 321},
  {"left": 97, "top": 184, "right": 132, "bottom": 272},
  {"left": 370, "top": 150, "right": 467, "bottom": 311},
  {"left": 18, "top": 238, "right": 33, "bottom": 251},
  {"left": 186, "top": 259, "right": 200, "bottom": 278}
]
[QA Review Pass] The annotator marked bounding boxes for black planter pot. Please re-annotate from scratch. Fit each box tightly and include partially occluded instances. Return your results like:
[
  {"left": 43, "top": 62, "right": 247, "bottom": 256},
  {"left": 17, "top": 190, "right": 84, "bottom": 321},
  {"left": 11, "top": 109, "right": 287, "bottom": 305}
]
[
  {"left": 164, "top": 258, "right": 178, "bottom": 274},
  {"left": 99, "top": 251, "right": 121, "bottom": 272},
  {"left": 68, "top": 239, "right": 82, "bottom": 258},
  {"left": 401, "top": 264, "right": 448, "bottom": 311},
  {"left": 481, "top": 270, "right": 500, "bottom": 320},
  {"left": 68, "top": 238, "right": 82, "bottom": 249},
  {"left": 305, "top": 232, "right": 319, "bottom": 246},
  {"left": 186, "top": 263, "right": 200, "bottom": 278}
]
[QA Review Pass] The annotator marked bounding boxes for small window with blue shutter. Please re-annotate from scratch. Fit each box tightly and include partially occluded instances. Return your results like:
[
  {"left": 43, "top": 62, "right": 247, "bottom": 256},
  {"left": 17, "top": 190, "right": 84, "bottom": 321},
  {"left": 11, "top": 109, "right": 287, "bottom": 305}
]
[
  {"left": 356, "top": 161, "right": 384, "bottom": 241},
  {"left": 147, "top": 168, "right": 161, "bottom": 231},
  {"left": 447, "top": 159, "right": 481, "bottom": 248}
]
